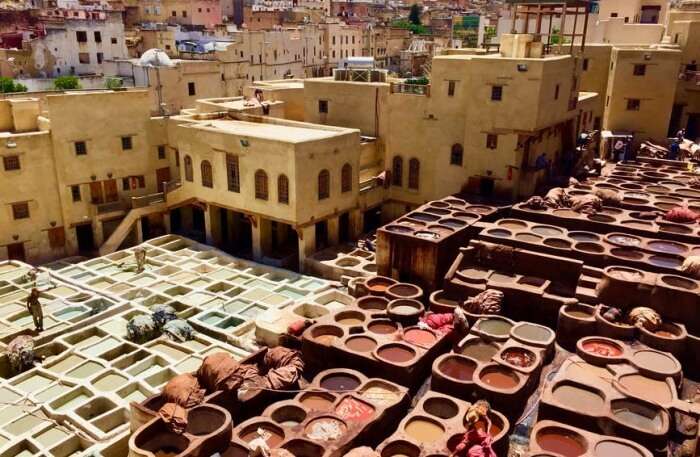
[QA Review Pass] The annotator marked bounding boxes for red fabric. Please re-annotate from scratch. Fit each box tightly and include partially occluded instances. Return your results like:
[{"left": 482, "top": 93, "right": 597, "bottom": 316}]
[
  {"left": 665, "top": 206, "right": 699, "bottom": 223},
  {"left": 452, "top": 427, "right": 497, "bottom": 457},
  {"left": 421, "top": 313, "right": 454, "bottom": 334},
  {"left": 287, "top": 319, "right": 309, "bottom": 335}
]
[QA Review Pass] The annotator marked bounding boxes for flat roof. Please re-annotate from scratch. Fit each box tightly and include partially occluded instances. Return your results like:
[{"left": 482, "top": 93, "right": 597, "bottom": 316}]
[{"left": 194, "top": 119, "right": 345, "bottom": 142}]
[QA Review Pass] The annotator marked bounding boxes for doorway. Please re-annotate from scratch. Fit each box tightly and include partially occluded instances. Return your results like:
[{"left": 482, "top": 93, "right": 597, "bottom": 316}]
[
  {"left": 6, "top": 243, "right": 25, "bottom": 261},
  {"left": 170, "top": 208, "right": 182, "bottom": 234},
  {"left": 479, "top": 177, "right": 495, "bottom": 196},
  {"left": 363, "top": 207, "right": 382, "bottom": 233},
  {"left": 192, "top": 206, "right": 205, "bottom": 242},
  {"left": 640, "top": 5, "right": 661, "bottom": 24},
  {"left": 156, "top": 167, "right": 171, "bottom": 193},
  {"left": 315, "top": 220, "right": 329, "bottom": 251},
  {"left": 104, "top": 179, "right": 118, "bottom": 202},
  {"left": 89, "top": 181, "right": 104, "bottom": 204},
  {"left": 75, "top": 224, "right": 95, "bottom": 255},
  {"left": 687, "top": 113, "right": 700, "bottom": 143},
  {"left": 339, "top": 212, "right": 350, "bottom": 243}
]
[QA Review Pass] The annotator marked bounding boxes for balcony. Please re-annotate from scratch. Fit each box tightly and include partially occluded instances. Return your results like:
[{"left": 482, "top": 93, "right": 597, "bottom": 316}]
[
  {"left": 390, "top": 82, "right": 431, "bottom": 96},
  {"left": 92, "top": 200, "right": 128, "bottom": 216}
]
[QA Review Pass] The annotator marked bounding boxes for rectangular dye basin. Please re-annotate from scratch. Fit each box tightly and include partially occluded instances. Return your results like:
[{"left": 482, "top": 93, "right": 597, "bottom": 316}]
[
  {"left": 49, "top": 388, "right": 94, "bottom": 413},
  {"left": 116, "top": 384, "right": 151, "bottom": 403},
  {"left": 198, "top": 311, "right": 227, "bottom": 325},
  {"left": 35, "top": 382, "right": 74, "bottom": 403},
  {"left": 240, "top": 304, "right": 268, "bottom": 319},
  {"left": 52, "top": 305, "right": 89, "bottom": 321},
  {"left": 187, "top": 278, "right": 211, "bottom": 289},
  {"left": 49, "top": 286, "right": 78, "bottom": 298},
  {"left": 93, "top": 372, "right": 130, "bottom": 391},
  {"left": 221, "top": 299, "right": 251, "bottom": 314},
  {"left": 13, "top": 372, "right": 55, "bottom": 393},
  {"left": 34, "top": 426, "right": 72, "bottom": 447},
  {"left": 239, "top": 288, "right": 272, "bottom": 301},
  {"left": 276, "top": 286, "right": 308, "bottom": 300},
  {"left": 91, "top": 408, "right": 128, "bottom": 434},
  {"left": 65, "top": 361, "right": 105, "bottom": 379},
  {"left": 144, "top": 368, "right": 177, "bottom": 388},
  {"left": 82, "top": 337, "right": 122, "bottom": 357},
  {"left": 47, "top": 354, "right": 87, "bottom": 373},
  {"left": 182, "top": 292, "right": 217, "bottom": 307},
  {"left": 215, "top": 317, "right": 245, "bottom": 331},
  {"left": 127, "top": 357, "right": 167, "bottom": 378},
  {"left": 75, "top": 397, "right": 117, "bottom": 421},
  {"left": 5, "top": 412, "right": 51, "bottom": 436},
  {"left": 174, "top": 356, "right": 202, "bottom": 373},
  {"left": 149, "top": 342, "right": 191, "bottom": 361}
]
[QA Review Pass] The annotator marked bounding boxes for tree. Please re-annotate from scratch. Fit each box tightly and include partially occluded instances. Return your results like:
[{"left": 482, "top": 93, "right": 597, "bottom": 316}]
[
  {"left": 105, "top": 76, "right": 123, "bottom": 89},
  {"left": 54, "top": 75, "right": 81, "bottom": 90},
  {"left": 409, "top": 3, "right": 421, "bottom": 26},
  {"left": 0, "top": 77, "right": 27, "bottom": 93}
]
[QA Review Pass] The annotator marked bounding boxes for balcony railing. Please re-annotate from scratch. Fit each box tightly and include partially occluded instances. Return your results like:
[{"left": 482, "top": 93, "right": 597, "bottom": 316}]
[
  {"left": 94, "top": 200, "right": 127, "bottom": 215},
  {"left": 390, "top": 83, "right": 431, "bottom": 96},
  {"left": 131, "top": 192, "right": 165, "bottom": 209}
]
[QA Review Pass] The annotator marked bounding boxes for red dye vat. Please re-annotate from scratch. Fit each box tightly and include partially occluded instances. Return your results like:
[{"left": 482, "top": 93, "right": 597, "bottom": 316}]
[
  {"left": 582, "top": 340, "right": 623, "bottom": 357},
  {"left": 403, "top": 329, "right": 437, "bottom": 346},
  {"left": 335, "top": 397, "right": 376, "bottom": 422}
]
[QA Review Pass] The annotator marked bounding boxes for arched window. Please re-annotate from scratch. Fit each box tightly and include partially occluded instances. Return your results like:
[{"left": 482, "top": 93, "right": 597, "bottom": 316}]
[
  {"left": 255, "top": 169, "right": 268, "bottom": 200},
  {"left": 201, "top": 160, "right": 213, "bottom": 188},
  {"left": 450, "top": 144, "right": 463, "bottom": 166},
  {"left": 408, "top": 158, "right": 420, "bottom": 190},
  {"left": 392, "top": 156, "right": 403, "bottom": 186},
  {"left": 318, "top": 169, "right": 330, "bottom": 200},
  {"left": 278, "top": 174, "right": 289, "bottom": 204},
  {"left": 341, "top": 163, "right": 352, "bottom": 193},
  {"left": 184, "top": 155, "right": 193, "bottom": 182}
]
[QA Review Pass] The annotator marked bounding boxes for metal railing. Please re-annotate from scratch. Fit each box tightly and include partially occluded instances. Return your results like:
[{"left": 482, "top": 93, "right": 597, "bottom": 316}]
[{"left": 390, "top": 83, "right": 431, "bottom": 96}]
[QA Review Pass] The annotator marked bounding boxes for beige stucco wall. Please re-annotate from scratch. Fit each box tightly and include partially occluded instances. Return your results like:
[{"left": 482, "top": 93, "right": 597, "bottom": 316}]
[{"left": 580, "top": 44, "right": 613, "bottom": 117}]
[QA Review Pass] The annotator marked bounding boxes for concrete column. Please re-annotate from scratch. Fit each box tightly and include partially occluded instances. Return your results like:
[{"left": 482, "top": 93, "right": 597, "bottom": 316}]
[
  {"left": 163, "top": 211, "right": 171, "bottom": 234},
  {"left": 327, "top": 216, "right": 340, "bottom": 246},
  {"left": 93, "top": 220, "right": 105, "bottom": 247},
  {"left": 204, "top": 206, "right": 213, "bottom": 245},
  {"left": 349, "top": 209, "right": 363, "bottom": 239},
  {"left": 297, "top": 225, "right": 316, "bottom": 272},
  {"left": 135, "top": 218, "right": 144, "bottom": 244},
  {"left": 251, "top": 217, "right": 263, "bottom": 261}
]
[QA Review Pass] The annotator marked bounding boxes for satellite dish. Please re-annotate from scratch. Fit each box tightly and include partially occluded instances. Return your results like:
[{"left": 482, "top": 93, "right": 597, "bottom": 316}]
[{"left": 138, "top": 48, "right": 174, "bottom": 67}]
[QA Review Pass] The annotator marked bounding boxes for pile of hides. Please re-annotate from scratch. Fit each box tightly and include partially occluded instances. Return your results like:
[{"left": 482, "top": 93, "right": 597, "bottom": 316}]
[
  {"left": 5, "top": 335, "right": 34, "bottom": 375},
  {"left": 419, "top": 313, "right": 454, "bottom": 334},
  {"left": 665, "top": 206, "right": 699, "bottom": 223},
  {"left": 523, "top": 187, "right": 605, "bottom": 215},
  {"left": 463, "top": 289, "right": 503, "bottom": 315},
  {"left": 126, "top": 305, "right": 194, "bottom": 343}
]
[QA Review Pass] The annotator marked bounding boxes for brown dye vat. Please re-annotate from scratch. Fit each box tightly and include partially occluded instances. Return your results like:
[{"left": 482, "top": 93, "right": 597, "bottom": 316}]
[
  {"left": 360, "top": 381, "right": 401, "bottom": 405},
  {"left": 390, "top": 302, "right": 422, "bottom": 315},
  {"left": 618, "top": 375, "right": 672, "bottom": 404},
  {"left": 382, "top": 440, "right": 421, "bottom": 457},
  {"left": 630, "top": 350, "right": 678, "bottom": 374},
  {"left": 515, "top": 233, "right": 543, "bottom": 243},
  {"left": 532, "top": 225, "right": 565, "bottom": 237},
  {"left": 487, "top": 228, "right": 512, "bottom": 238},
  {"left": 566, "top": 309, "right": 594, "bottom": 319},
  {"left": 320, "top": 374, "right": 361, "bottom": 392},
  {"left": 271, "top": 405, "right": 307, "bottom": 427},
  {"left": 346, "top": 336, "right": 378, "bottom": 353},
  {"left": 501, "top": 348, "right": 536, "bottom": 368},
  {"left": 415, "top": 230, "right": 440, "bottom": 240},
  {"left": 544, "top": 238, "right": 572, "bottom": 249},
  {"left": 646, "top": 241, "right": 688, "bottom": 255},
  {"left": 610, "top": 248, "right": 644, "bottom": 260},
  {"left": 430, "top": 201, "right": 451, "bottom": 208},
  {"left": 366, "top": 276, "right": 396, "bottom": 294},
  {"left": 581, "top": 340, "right": 623, "bottom": 357},
  {"left": 186, "top": 407, "right": 227, "bottom": 436},
  {"left": 552, "top": 384, "right": 605, "bottom": 414},
  {"left": 300, "top": 393, "right": 335, "bottom": 411},
  {"left": 377, "top": 344, "right": 416, "bottom": 364},
  {"left": 335, "top": 311, "right": 365, "bottom": 326},
  {"left": 611, "top": 400, "right": 664, "bottom": 432},
  {"left": 569, "top": 232, "right": 600, "bottom": 242},
  {"left": 553, "top": 209, "right": 580, "bottom": 218},
  {"left": 607, "top": 234, "right": 642, "bottom": 247},
  {"left": 474, "top": 416, "right": 504, "bottom": 438},
  {"left": 459, "top": 341, "right": 500, "bottom": 362},
  {"left": 427, "top": 225, "right": 455, "bottom": 237},
  {"left": 423, "top": 397, "right": 459, "bottom": 419},
  {"left": 659, "top": 223, "right": 693, "bottom": 234},
  {"left": 498, "top": 220, "right": 529, "bottom": 230},
  {"left": 479, "top": 367, "right": 519, "bottom": 389},
  {"left": 477, "top": 318, "right": 513, "bottom": 337},
  {"left": 404, "top": 417, "right": 445, "bottom": 442},
  {"left": 442, "top": 218, "right": 467, "bottom": 228},
  {"left": 368, "top": 320, "right": 398, "bottom": 334},
  {"left": 424, "top": 207, "right": 451, "bottom": 216},
  {"left": 607, "top": 267, "right": 643, "bottom": 282},
  {"left": 385, "top": 225, "right": 414, "bottom": 234},
  {"left": 403, "top": 329, "right": 437, "bottom": 346},
  {"left": 452, "top": 211, "right": 480, "bottom": 221},
  {"left": 357, "top": 296, "right": 389, "bottom": 311},
  {"left": 398, "top": 218, "right": 426, "bottom": 229},
  {"left": 387, "top": 283, "right": 422, "bottom": 299},
  {"left": 595, "top": 440, "right": 644, "bottom": 457},
  {"left": 438, "top": 356, "right": 476, "bottom": 381},
  {"left": 575, "top": 242, "right": 605, "bottom": 253},
  {"left": 536, "top": 429, "right": 586, "bottom": 457},
  {"left": 648, "top": 255, "right": 682, "bottom": 269},
  {"left": 312, "top": 325, "right": 343, "bottom": 345},
  {"left": 239, "top": 423, "right": 284, "bottom": 447},
  {"left": 411, "top": 212, "right": 440, "bottom": 222}
]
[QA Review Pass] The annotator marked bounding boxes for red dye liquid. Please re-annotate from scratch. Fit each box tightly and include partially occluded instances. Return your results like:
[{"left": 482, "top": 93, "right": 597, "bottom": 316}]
[
  {"left": 403, "top": 329, "right": 437, "bottom": 346},
  {"left": 378, "top": 345, "right": 415, "bottom": 363},
  {"left": 368, "top": 322, "right": 397, "bottom": 334},
  {"left": 582, "top": 340, "right": 623, "bottom": 357},
  {"left": 335, "top": 397, "right": 375, "bottom": 422},
  {"left": 439, "top": 357, "right": 476, "bottom": 381},
  {"left": 537, "top": 431, "right": 586, "bottom": 457}
]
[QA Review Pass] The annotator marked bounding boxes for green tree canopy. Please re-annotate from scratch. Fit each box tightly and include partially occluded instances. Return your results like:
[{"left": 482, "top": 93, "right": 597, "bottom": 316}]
[
  {"left": 409, "top": 3, "right": 422, "bottom": 25},
  {"left": 54, "top": 75, "right": 81, "bottom": 90},
  {"left": 0, "top": 77, "right": 28, "bottom": 93}
]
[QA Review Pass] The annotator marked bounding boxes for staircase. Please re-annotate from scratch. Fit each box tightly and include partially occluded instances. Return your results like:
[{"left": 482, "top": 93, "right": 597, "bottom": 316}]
[{"left": 98, "top": 199, "right": 166, "bottom": 255}]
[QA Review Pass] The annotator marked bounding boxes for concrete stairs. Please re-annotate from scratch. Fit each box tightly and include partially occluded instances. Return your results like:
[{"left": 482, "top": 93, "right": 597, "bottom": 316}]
[{"left": 98, "top": 202, "right": 166, "bottom": 255}]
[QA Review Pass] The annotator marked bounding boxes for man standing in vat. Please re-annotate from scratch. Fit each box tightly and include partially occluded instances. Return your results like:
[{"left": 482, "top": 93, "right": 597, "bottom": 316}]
[{"left": 26, "top": 287, "right": 43, "bottom": 332}]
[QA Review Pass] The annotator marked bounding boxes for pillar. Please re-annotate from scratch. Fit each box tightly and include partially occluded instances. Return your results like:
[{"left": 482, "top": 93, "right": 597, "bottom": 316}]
[
  {"left": 94, "top": 220, "right": 105, "bottom": 247},
  {"left": 163, "top": 211, "right": 171, "bottom": 234},
  {"left": 297, "top": 225, "right": 316, "bottom": 273},
  {"left": 251, "top": 217, "right": 263, "bottom": 262},
  {"left": 204, "top": 206, "right": 213, "bottom": 245},
  {"left": 327, "top": 216, "right": 340, "bottom": 246},
  {"left": 136, "top": 217, "right": 144, "bottom": 244},
  {"left": 349, "top": 208, "right": 363, "bottom": 240}
]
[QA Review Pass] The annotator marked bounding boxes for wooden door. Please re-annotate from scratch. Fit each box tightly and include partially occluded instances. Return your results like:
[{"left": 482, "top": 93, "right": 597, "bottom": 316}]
[
  {"left": 89, "top": 181, "right": 104, "bottom": 204},
  {"left": 104, "top": 179, "right": 118, "bottom": 202},
  {"left": 6, "top": 243, "right": 25, "bottom": 261},
  {"left": 156, "top": 167, "right": 171, "bottom": 193}
]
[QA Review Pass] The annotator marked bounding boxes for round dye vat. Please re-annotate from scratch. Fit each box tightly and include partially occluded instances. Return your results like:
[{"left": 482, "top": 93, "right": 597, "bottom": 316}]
[
  {"left": 424, "top": 397, "right": 459, "bottom": 419},
  {"left": 501, "top": 348, "right": 536, "bottom": 368},
  {"left": 595, "top": 441, "right": 644, "bottom": 457},
  {"left": 649, "top": 255, "right": 683, "bottom": 269},
  {"left": 442, "top": 218, "right": 467, "bottom": 228},
  {"left": 390, "top": 303, "right": 421, "bottom": 315},
  {"left": 497, "top": 220, "right": 528, "bottom": 230},
  {"left": 575, "top": 242, "right": 605, "bottom": 253},
  {"left": 377, "top": 344, "right": 416, "bottom": 364},
  {"left": 631, "top": 350, "right": 678, "bottom": 374},
  {"left": 607, "top": 234, "right": 642, "bottom": 247},
  {"left": 512, "top": 323, "right": 553, "bottom": 343},
  {"left": 564, "top": 305, "right": 594, "bottom": 319},
  {"left": 479, "top": 367, "right": 519, "bottom": 390},
  {"left": 660, "top": 275, "right": 698, "bottom": 290},
  {"left": 536, "top": 429, "right": 586, "bottom": 457},
  {"left": 368, "top": 320, "right": 398, "bottom": 334},
  {"left": 659, "top": 223, "right": 692, "bottom": 234},
  {"left": 239, "top": 424, "right": 284, "bottom": 447},
  {"left": 581, "top": 340, "right": 623, "bottom": 358},
  {"left": 647, "top": 241, "right": 688, "bottom": 255},
  {"left": 404, "top": 417, "right": 445, "bottom": 442},
  {"left": 365, "top": 277, "right": 395, "bottom": 293},
  {"left": 438, "top": 357, "right": 476, "bottom": 381},
  {"left": 305, "top": 417, "right": 347, "bottom": 442},
  {"left": 459, "top": 341, "right": 499, "bottom": 362},
  {"left": 487, "top": 228, "right": 512, "bottom": 238},
  {"left": 532, "top": 225, "right": 565, "bottom": 237},
  {"left": 588, "top": 214, "right": 616, "bottom": 223},
  {"left": 385, "top": 225, "right": 413, "bottom": 234},
  {"left": 553, "top": 209, "right": 581, "bottom": 218},
  {"left": 552, "top": 384, "right": 605, "bottom": 414},
  {"left": 357, "top": 296, "right": 389, "bottom": 311},
  {"left": 612, "top": 400, "right": 664, "bottom": 432},
  {"left": 411, "top": 212, "right": 440, "bottom": 222},
  {"left": 610, "top": 248, "right": 644, "bottom": 260},
  {"left": 360, "top": 381, "right": 400, "bottom": 406},
  {"left": 607, "top": 267, "right": 643, "bottom": 282},
  {"left": 345, "top": 336, "right": 377, "bottom": 353},
  {"left": 569, "top": 232, "right": 600, "bottom": 242},
  {"left": 300, "top": 393, "right": 335, "bottom": 411},
  {"left": 474, "top": 416, "right": 503, "bottom": 438},
  {"left": 544, "top": 238, "right": 572, "bottom": 249},
  {"left": 477, "top": 318, "right": 513, "bottom": 337},
  {"left": 415, "top": 231, "right": 440, "bottom": 240},
  {"left": 312, "top": 326, "right": 343, "bottom": 345},
  {"left": 403, "top": 329, "right": 437, "bottom": 346},
  {"left": 515, "top": 233, "right": 543, "bottom": 243},
  {"left": 335, "top": 397, "right": 375, "bottom": 422},
  {"left": 335, "top": 311, "right": 365, "bottom": 326},
  {"left": 387, "top": 284, "right": 421, "bottom": 298},
  {"left": 619, "top": 375, "right": 673, "bottom": 404},
  {"left": 320, "top": 374, "right": 361, "bottom": 392},
  {"left": 271, "top": 405, "right": 307, "bottom": 427}
]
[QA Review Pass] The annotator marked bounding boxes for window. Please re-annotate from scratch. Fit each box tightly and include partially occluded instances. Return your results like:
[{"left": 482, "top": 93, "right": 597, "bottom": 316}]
[
  {"left": 182, "top": 10, "right": 187, "bottom": 17},
  {"left": 122, "top": 176, "right": 145, "bottom": 190},
  {"left": 486, "top": 134, "right": 498, "bottom": 149},
  {"left": 554, "top": 84, "right": 560, "bottom": 100},
  {"left": 255, "top": 170, "right": 268, "bottom": 200},
  {"left": 48, "top": 227, "right": 66, "bottom": 248},
  {"left": 491, "top": 85, "right": 503, "bottom": 101},
  {"left": 184, "top": 155, "right": 193, "bottom": 181},
  {"left": 450, "top": 144, "right": 463, "bottom": 166},
  {"left": 318, "top": 169, "right": 330, "bottom": 200},
  {"left": 76, "top": 31, "right": 87, "bottom": 42},
  {"left": 171, "top": 10, "right": 176, "bottom": 16},
  {"left": 158, "top": 145, "right": 166, "bottom": 159},
  {"left": 111, "top": 37, "right": 118, "bottom": 44},
  {"left": 318, "top": 100, "right": 328, "bottom": 114},
  {"left": 188, "top": 82, "right": 196, "bottom": 96},
  {"left": 96, "top": 52, "right": 103, "bottom": 64},
  {"left": 175, "top": 149, "right": 180, "bottom": 167},
  {"left": 226, "top": 154, "right": 240, "bottom": 192},
  {"left": 12, "top": 202, "right": 29, "bottom": 219},
  {"left": 94, "top": 31, "right": 102, "bottom": 43},
  {"left": 278, "top": 174, "right": 289, "bottom": 204},
  {"left": 582, "top": 58, "right": 589, "bottom": 71},
  {"left": 448, "top": 80, "right": 456, "bottom": 97},
  {"left": 341, "top": 163, "right": 352, "bottom": 193},
  {"left": 200, "top": 160, "right": 213, "bottom": 188},
  {"left": 121, "top": 136, "right": 133, "bottom": 150},
  {"left": 633, "top": 64, "right": 646, "bottom": 76},
  {"left": 392, "top": 156, "right": 403, "bottom": 186},
  {"left": 71, "top": 185, "right": 81, "bottom": 202},
  {"left": 408, "top": 158, "right": 420, "bottom": 190},
  {"left": 610, "top": 12, "right": 618, "bottom": 17},
  {"left": 78, "top": 52, "right": 90, "bottom": 64},
  {"left": 3, "top": 155, "right": 20, "bottom": 171},
  {"left": 333, "top": 36, "right": 336, "bottom": 45},
  {"left": 627, "top": 99, "right": 641, "bottom": 111}
]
